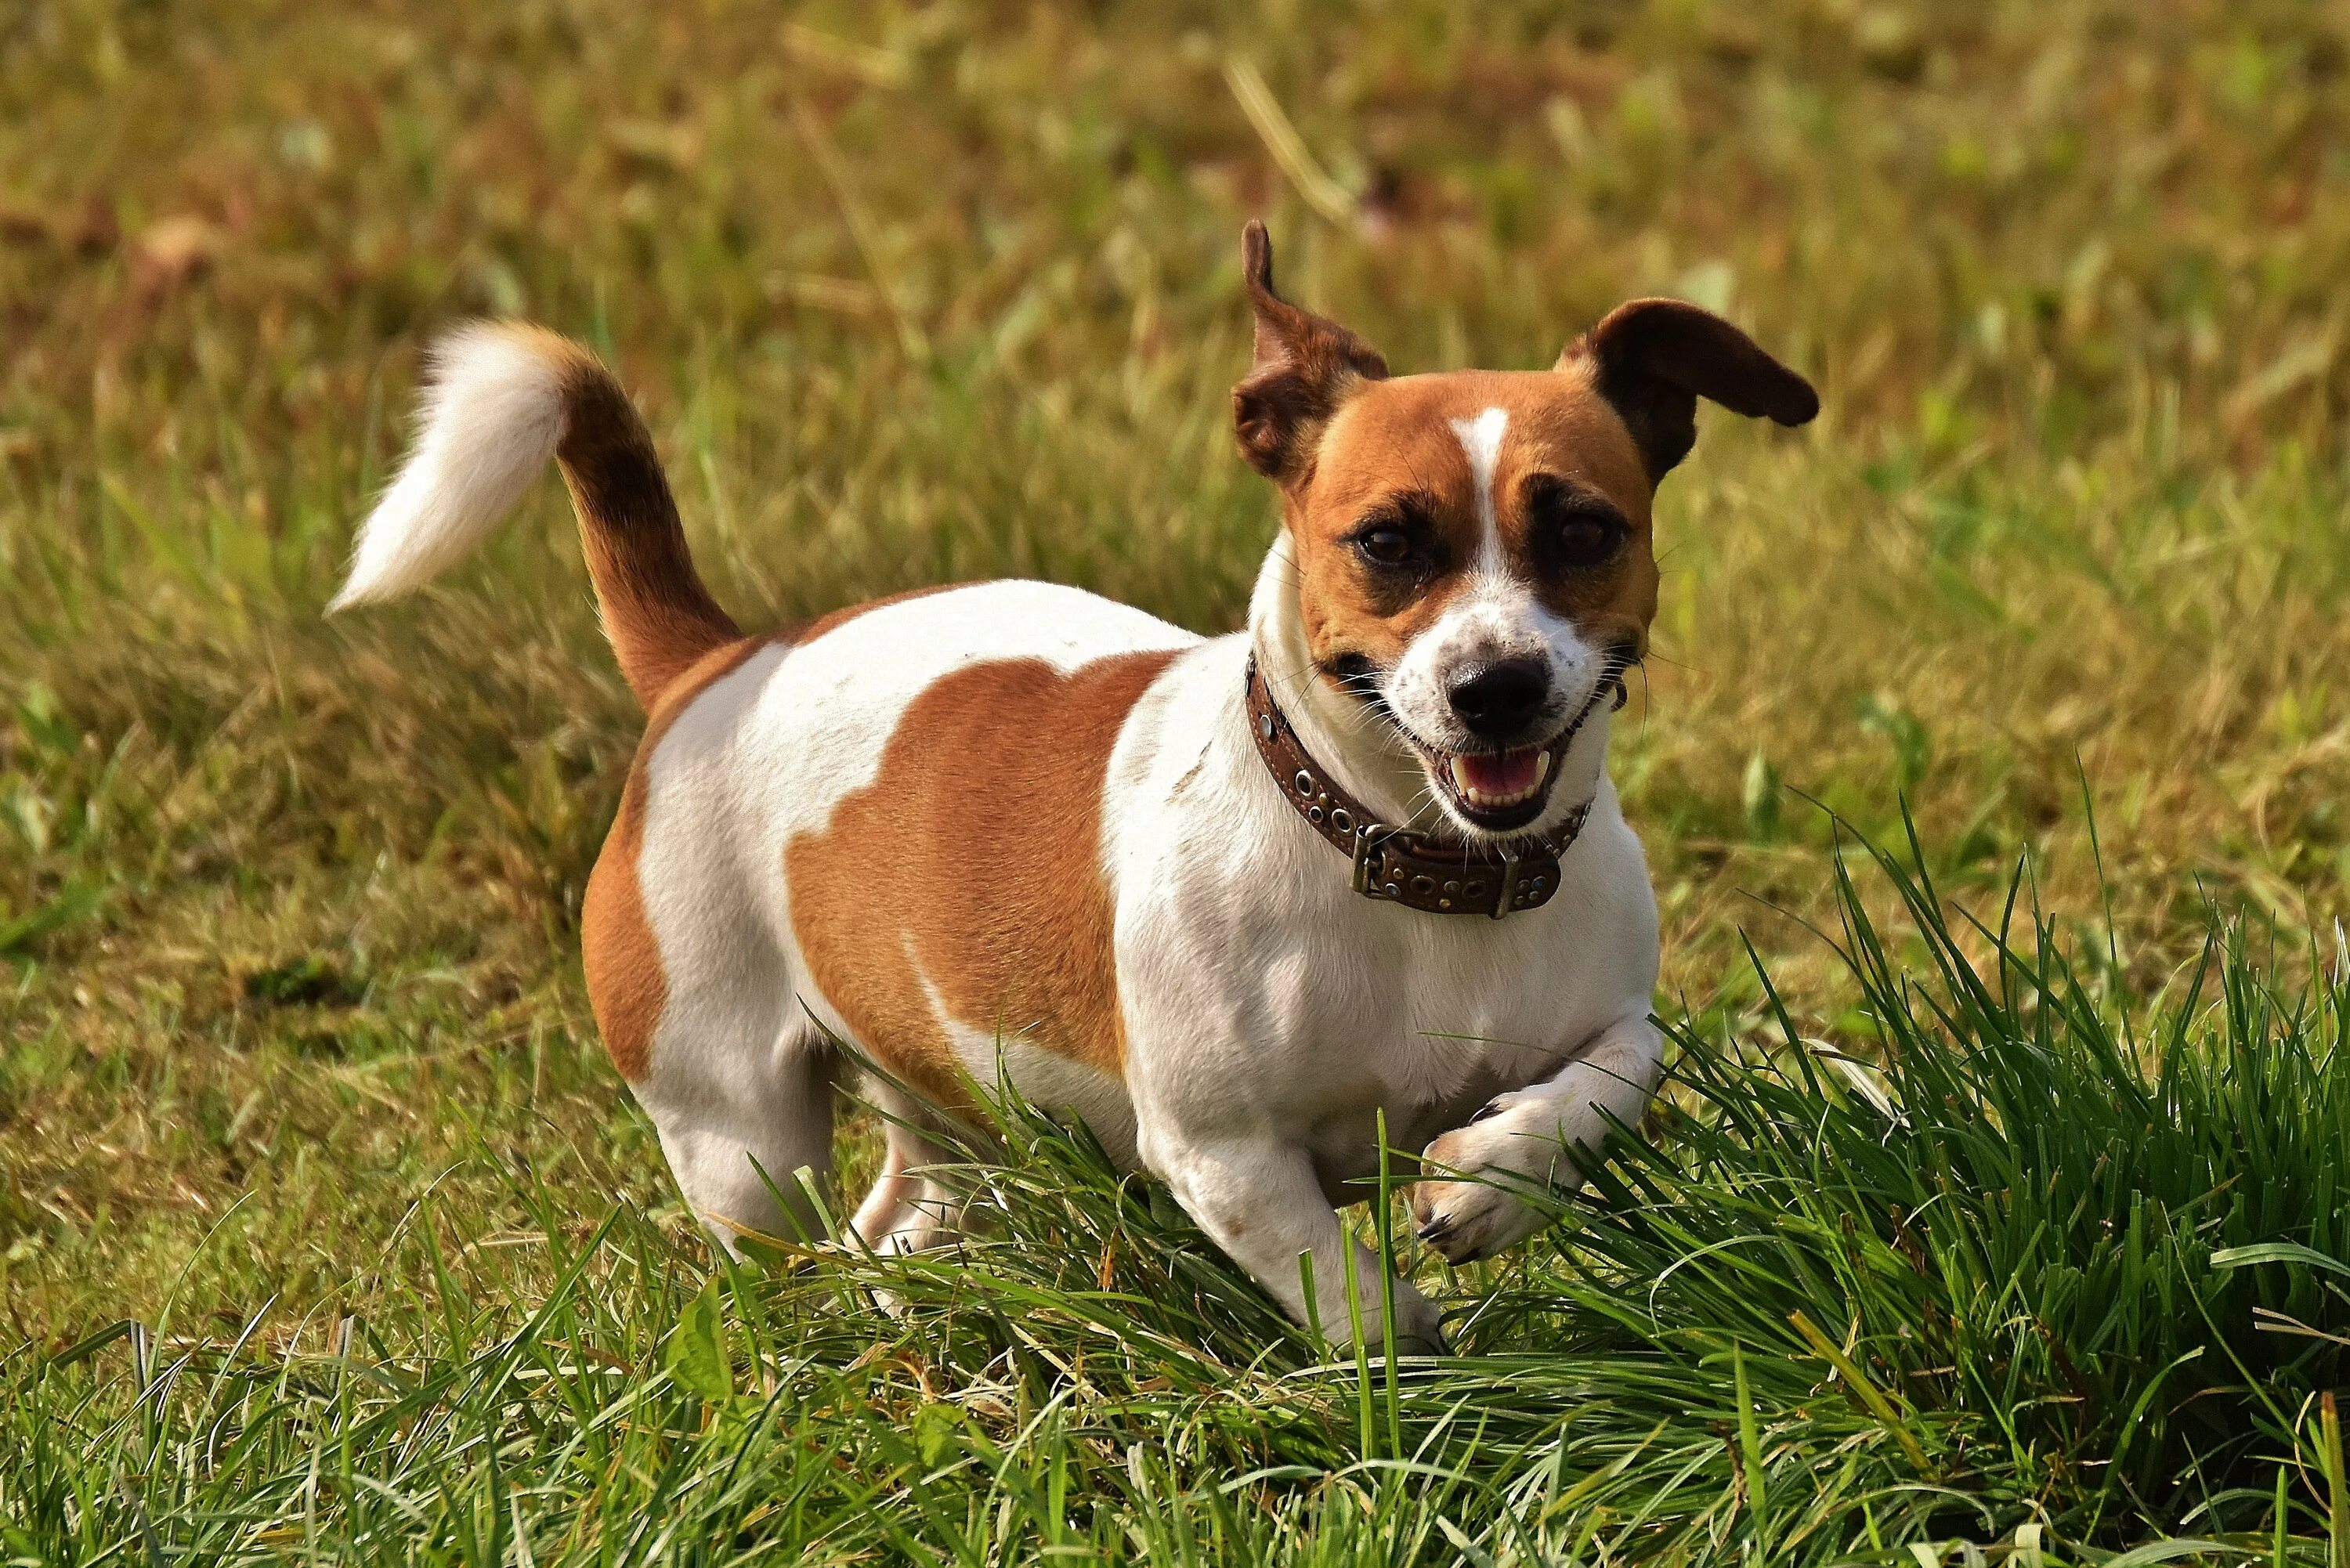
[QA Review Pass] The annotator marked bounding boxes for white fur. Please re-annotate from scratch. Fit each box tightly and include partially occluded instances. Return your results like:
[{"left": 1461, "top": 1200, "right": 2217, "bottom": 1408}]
[
  {"left": 331, "top": 326, "right": 571, "bottom": 609},
  {"left": 1385, "top": 573, "right": 1612, "bottom": 812},
  {"left": 1411, "top": 1014, "right": 1662, "bottom": 1260},
  {"left": 1450, "top": 406, "right": 1509, "bottom": 574},
  {"left": 620, "top": 565, "right": 1659, "bottom": 1349}
]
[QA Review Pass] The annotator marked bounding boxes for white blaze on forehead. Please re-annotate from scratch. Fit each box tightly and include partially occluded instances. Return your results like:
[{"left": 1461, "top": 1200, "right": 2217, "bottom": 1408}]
[{"left": 1448, "top": 406, "right": 1509, "bottom": 574}]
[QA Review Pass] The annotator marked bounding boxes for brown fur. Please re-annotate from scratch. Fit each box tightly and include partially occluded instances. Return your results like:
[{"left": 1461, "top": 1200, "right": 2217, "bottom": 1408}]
[
  {"left": 784, "top": 650, "right": 1179, "bottom": 1107},
  {"left": 1231, "top": 219, "right": 1389, "bottom": 486},
  {"left": 1284, "top": 366, "right": 1661, "bottom": 684},
  {"left": 1567, "top": 298, "right": 1820, "bottom": 479},
  {"left": 580, "top": 587, "right": 972, "bottom": 1084},
  {"left": 519, "top": 327, "right": 741, "bottom": 707}
]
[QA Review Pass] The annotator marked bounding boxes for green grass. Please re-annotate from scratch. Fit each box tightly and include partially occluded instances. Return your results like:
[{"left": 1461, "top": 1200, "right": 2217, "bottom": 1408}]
[
  {"left": 9, "top": 837, "right": 2349, "bottom": 1561},
  {"left": 7, "top": 0, "right": 2350, "bottom": 1559}
]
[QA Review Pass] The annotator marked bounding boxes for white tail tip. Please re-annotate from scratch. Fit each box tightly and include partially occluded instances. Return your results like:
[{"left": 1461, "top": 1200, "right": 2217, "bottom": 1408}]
[{"left": 331, "top": 323, "right": 573, "bottom": 612}]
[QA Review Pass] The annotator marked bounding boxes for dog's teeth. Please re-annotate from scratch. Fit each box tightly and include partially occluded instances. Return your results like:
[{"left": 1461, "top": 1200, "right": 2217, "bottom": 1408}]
[{"left": 1446, "top": 751, "right": 1553, "bottom": 811}]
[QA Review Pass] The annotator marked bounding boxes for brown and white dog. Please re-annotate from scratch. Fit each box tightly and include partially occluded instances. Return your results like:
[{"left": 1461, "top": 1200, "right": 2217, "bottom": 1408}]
[{"left": 334, "top": 225, "right": 1815, "bottom": 1350}]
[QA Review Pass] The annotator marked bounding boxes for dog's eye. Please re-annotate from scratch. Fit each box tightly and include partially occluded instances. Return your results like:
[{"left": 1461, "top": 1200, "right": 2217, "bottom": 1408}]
[
  {"left": 1357, "top": 526, "right": 1413, "bottom": 567},
  {"left": 1525, "top": 478, "right": 1628, "bottom": 573},
  {"left": 1348, "top": 498, "right": 1445, "bottom": 582},
  {"left": 1552, "top": 514, "right": 1623, "bottom": 568}
]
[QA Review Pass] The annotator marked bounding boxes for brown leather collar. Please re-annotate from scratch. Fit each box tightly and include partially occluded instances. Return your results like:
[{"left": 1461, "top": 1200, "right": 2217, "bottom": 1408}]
[{"left": 1244, "top": 657, "right": 1594, "bottom": 918}]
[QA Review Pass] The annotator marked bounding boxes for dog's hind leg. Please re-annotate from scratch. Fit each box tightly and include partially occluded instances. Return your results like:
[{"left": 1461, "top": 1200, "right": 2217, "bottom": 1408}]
[
  {"left": 637, "top": 1015, "right": 840, "bottom": 1254},
  {"left": 847, "top": 1083, "right": 966, "bottom": 1255},
  {"left": 847, "top": 1134, "right": 920, "bottom": 1247}
]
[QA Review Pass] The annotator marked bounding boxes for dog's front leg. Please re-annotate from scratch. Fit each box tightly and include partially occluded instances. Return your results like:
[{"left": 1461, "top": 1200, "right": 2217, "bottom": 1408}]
[
  {"left": 1144, "top": 1135, "right": 1446, "bottom": 1353},
  {"left": 1408, "top": 1013, "right": 1663, "bottom": 1265}
]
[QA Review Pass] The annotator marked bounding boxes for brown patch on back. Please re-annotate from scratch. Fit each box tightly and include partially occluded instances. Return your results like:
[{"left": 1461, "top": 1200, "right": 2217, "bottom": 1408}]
[{"left": 784, "top": 650, "right": 1179, "bottom": 1108}]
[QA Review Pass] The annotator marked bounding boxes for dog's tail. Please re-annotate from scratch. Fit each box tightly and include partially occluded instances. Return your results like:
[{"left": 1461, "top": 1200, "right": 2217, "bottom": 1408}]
[{"left": 331, "top": 323, "right": 739, "bottom": 706}]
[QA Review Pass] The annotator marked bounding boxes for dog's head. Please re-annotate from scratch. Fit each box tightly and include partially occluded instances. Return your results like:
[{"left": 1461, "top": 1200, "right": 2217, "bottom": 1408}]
[{"left": 1235, "top": 222, "right": 1817, "bottom": 838}]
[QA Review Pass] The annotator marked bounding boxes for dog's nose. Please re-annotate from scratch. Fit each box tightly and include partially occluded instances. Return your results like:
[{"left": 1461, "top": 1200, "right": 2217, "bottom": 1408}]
[{"left": 1446, "top": 657, "right": 1550, "bottom": 736}]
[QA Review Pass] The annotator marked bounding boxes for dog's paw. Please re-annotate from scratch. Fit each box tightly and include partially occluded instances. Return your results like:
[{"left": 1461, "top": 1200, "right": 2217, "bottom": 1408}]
[
  {"left": 1381, "top": 1326, "right": 1452, "bottom": 1360},
  {"left": 1408, "top": 1174, "right": 1541, "bottom": 1265},
  {"left": 1328, "top": 1274, "right": 1449, "bottom": 1355},
  {"left": 1408, "top": 1124, "right": 1554, "bottom": 1265},
  {"left": 1380, "top": 1282, "right": 1452, "bottom": 1356}
]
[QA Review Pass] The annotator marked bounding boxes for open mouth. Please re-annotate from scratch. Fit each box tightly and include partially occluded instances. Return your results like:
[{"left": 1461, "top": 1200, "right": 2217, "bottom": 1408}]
[
  {"left": 1424, "top": 741, "right": 1564, "bottom": 831},
  {"left": 1444, "top": 748, "right": 1553, "bottom": 815},
  {"left": 1411, "top": 679, "right": 1618, "bottom": 833}
]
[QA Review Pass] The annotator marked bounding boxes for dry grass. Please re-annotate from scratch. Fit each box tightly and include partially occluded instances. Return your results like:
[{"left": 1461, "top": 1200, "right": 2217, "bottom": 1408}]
[{"left": 5, "top": 5, "right": 2350, "bottom": 1546}]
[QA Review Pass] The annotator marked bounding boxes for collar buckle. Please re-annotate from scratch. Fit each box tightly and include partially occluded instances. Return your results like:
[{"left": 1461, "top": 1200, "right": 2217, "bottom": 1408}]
[
  {"left": 1350, "top": 826, "right": 1397, "bottom": 899},
  {"left": 1491, "top": 851, "right": 1522, "bottom": 919}
]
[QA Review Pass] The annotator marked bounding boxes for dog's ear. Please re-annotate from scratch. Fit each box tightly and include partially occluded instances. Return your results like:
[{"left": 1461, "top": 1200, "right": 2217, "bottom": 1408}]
[
  {"left": 1232, "top": 221, "right": 1388, "bottom": 486},
  {"left": 1562, "top": 299, "right": 1817, "bottom": 481}
]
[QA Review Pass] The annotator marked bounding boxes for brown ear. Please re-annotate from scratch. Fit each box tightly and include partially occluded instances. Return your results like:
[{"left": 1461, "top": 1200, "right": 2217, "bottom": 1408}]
[
  {"left": 1232, "top": 221, "right": 1388, "bottom": 486},
  {"left": 1563, "top": 299, "right": 1817, "bottom": 480}
]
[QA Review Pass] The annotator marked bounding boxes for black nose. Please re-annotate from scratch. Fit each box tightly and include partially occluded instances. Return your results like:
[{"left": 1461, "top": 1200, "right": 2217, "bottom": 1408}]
[{"left": 1446, "top": 657, "right": 1550, "bottom": 736}]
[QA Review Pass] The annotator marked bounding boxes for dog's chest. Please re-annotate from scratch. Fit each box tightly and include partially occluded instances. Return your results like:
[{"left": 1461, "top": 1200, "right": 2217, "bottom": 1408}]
[
  {"left": 1270, "top": 914, "right": 1612, "bottom": 1174},
  {"left": 1113, "top": 822, "right": 1644, "bottom": 1154}
]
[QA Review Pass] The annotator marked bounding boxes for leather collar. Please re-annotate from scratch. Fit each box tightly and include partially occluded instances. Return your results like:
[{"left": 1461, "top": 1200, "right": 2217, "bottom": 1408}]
[{"left": 1244, "top": 657, "right": 1593, "bottom": 918}]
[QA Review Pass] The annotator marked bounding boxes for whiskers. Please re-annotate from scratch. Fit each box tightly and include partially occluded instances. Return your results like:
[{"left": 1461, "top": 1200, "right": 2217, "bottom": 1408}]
[
  {"left": 1596, "top": 642, "right": 1642, "bottom": 711},
  {"left": 1325, "top": 654, "right": 1396, "bottom": 722},
  {"left": 1266, "top": 654, "right": 1395, "bottom": 746}
]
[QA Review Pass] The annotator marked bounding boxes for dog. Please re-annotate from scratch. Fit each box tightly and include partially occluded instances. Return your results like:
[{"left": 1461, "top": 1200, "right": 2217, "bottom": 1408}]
[{"left": 333, "top": 224, "right": 1816, "bottom": 1351}]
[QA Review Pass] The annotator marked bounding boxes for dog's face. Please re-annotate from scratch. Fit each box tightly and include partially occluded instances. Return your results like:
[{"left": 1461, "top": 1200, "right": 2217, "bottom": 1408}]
[
  {"left": 1283, "top": 370, "right": 1659, "bottom": 834},
  {"left": 1233, "top": 222, "right": 1817, "bottom": 838}
]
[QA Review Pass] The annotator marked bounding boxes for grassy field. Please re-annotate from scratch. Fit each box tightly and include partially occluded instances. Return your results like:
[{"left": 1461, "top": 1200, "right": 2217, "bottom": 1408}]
[{"left": 6, "top": 0, "right": 2350, "bottom": 1559}]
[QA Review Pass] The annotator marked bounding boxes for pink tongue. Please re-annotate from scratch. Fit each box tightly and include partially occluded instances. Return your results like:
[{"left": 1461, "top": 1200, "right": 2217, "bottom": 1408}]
[{"left": 1456, "top": 750, "right": 1539, "bottom": 795}]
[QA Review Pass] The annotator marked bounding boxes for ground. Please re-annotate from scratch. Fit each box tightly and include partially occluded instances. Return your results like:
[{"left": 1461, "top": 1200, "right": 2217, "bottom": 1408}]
[{"left": 3, "top": 2, "right": 2349, "bottom": 1561}]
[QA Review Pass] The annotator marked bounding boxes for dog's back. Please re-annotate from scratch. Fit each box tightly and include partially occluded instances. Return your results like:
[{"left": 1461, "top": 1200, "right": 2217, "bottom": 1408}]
[{"left": 334, "top": 329, "right": 1198, "bottom": 1244}]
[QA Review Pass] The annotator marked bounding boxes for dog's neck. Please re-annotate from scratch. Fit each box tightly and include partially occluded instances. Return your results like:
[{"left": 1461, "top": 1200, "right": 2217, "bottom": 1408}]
[{"left": 1244, "top": 531, "right": 1456, "bottom": 834}]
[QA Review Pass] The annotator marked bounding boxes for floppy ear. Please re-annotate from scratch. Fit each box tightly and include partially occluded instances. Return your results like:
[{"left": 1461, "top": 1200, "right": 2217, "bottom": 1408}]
[
  {"left": 1562, "top": 299, "right": 1818, "bottom": 480},
  {"left": 1232, "top": 221, "right": 1389, "bottom": 486}
]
